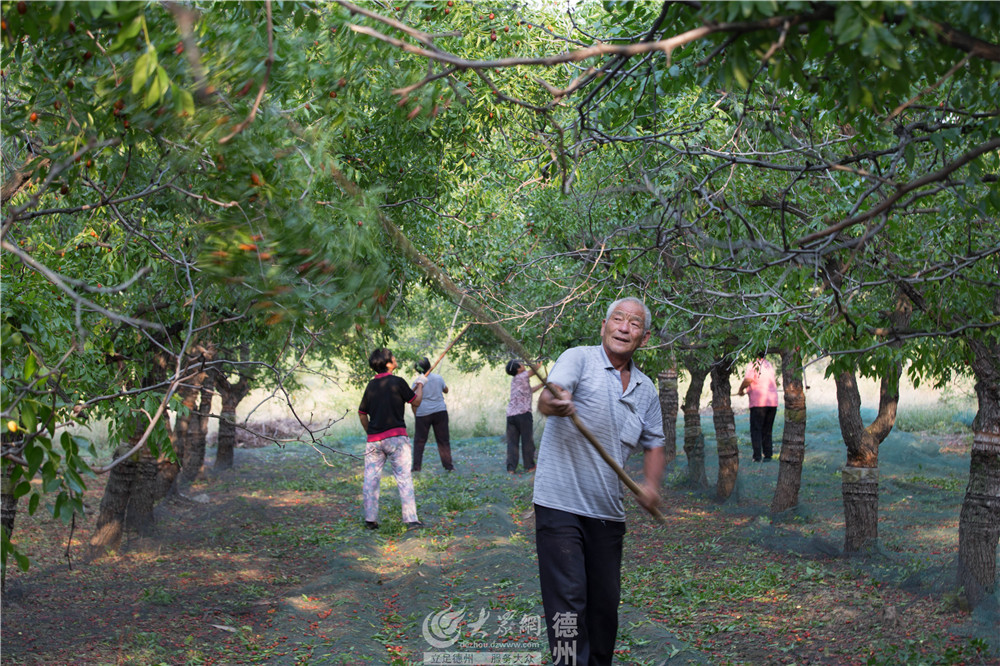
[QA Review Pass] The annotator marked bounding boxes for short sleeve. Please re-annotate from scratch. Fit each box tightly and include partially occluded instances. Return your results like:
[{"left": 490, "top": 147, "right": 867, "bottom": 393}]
[
  {"left": 638, "top": 392, "right": 665, "bottom": 450},
  {"left": 400, "top": 377, "right": 416, "bottom": 403},
  {"left": 358, "top": 384, "right": 370, "bottom": 414},
  {"left": 546, "top": 347, "right": 586, "bottom": 395}
]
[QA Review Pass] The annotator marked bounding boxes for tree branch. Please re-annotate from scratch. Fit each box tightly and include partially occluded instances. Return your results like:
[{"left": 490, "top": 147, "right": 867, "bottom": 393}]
[{"left": 795, "top": 135, "right": 1000, "bottom": 248}]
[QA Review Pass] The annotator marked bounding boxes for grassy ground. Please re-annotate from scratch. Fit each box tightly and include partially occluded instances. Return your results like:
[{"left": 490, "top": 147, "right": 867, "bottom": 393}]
[
  {"left": 2, "top": 429, "right": 995, "bottom": 665},
  {"left": 3, "top": 361, "right": 995, "bottom": 665}
]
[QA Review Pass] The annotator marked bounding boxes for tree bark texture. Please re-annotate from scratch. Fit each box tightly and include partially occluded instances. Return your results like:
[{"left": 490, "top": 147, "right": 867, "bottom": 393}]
[
  {"left": 835, "top": 367, "right": 903, "bottom": 553},
  {"left": 90, "top": 346, "right": 174, "bottom": 554},
  {"left": 88, "top": 442, "right": 138, "bottom": 556},
  {"left": 841, "top": 465, "right": 880, "bottom": 553},
  {"left": 682, "top": 363, "right": 710, "bottom": 489},
  {"left": 1, "top": 157, "right": 49, "bottom": 206},
  {"left": 1, "top": 432, "right": 17, "bottom": 539},
  {"left": 170, "top": 375, "right": 201, "bottom": 477},
  {"left": 214, "top": 370, "right": 250, "bottom": 471},
  {"left": 123, "top": 448, "right": 159, "bottom": 536},
  {"left": 658, "top": 368, "right": 679, "bottom": 465},
  {"left": 771, "top": 348, "right": 807, "bottom": 513},
  {"left": 711, "top": 356, "right": 739, "bottom": 501},
  {"left": 180, "top": 361, "right": 216, "bottom": 486},
  {"left": 836, "top": 369, "right": 874, "bottom": 554},
  {"left": 1, "top": 433, "right": 17, "bottom": 591},
  {"left": 957, "top": 337, "right": 1000, "bottom": 609},
  {"left": 835, "top": 293, "right": 909, "bottom": 554}
]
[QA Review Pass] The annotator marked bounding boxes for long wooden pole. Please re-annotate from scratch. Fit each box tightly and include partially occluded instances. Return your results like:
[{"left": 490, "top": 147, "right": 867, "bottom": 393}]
[
  {"left": 425, "top": 322, "right": 471, "bottom": 377},
  {"left": 339, "top": 173, "right": 665, "bottom": 524}
]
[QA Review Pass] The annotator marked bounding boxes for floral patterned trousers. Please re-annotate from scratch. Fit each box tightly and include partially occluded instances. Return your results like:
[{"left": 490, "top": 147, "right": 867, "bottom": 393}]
[{"left": 362, "top": 435, "right": 419, "bottom": 523}]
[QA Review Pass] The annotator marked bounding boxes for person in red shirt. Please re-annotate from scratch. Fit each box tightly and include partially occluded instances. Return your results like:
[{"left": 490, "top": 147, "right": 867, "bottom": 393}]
[
  {"left": 358, "top": 348, "right": 424, "bottom": 530},
  {"left": 737, "top": 353, "right": 779, "bottom": 462}
]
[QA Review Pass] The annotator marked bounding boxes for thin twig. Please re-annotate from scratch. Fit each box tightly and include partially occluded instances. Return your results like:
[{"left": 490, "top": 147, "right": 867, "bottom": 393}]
[{"left": 884, "top": 54, "right": 970, "bottom": 123}]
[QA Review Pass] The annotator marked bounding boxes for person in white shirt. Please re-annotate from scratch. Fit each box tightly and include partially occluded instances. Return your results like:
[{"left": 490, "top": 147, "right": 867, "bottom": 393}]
[
  {"left": 533, "top": 297, "right": 665, "bottom": 665},
  {"left": 411, "top": 357, "right": 454, "bottom": 472}
]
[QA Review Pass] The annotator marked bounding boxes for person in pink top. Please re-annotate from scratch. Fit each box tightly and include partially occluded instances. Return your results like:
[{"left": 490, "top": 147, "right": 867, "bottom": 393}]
[
  {"left": 504, "top": 360, "right": 543, "bottom": 473},
  {"left": 737, "top": 353, "right": 779, "bottom": 462}
]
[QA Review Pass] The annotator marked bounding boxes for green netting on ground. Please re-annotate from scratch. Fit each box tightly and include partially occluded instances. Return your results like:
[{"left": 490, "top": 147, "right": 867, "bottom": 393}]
[{"left": 646, "top": 397, "right": 998, "bottom": 653}]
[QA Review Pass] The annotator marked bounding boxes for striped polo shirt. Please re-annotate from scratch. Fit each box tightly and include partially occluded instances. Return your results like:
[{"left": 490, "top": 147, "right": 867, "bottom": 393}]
[{"left": 532, "top": 345, "right": 664, "bottom": 521}]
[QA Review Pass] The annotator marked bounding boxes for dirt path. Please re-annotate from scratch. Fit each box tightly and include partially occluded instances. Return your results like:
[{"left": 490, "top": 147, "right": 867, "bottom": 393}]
[
  {"left": 2, "top": 427, "right": 994, "bottom": 665},
  {"left": 252, "top": 438, "right": 687, "bottom": 664}
]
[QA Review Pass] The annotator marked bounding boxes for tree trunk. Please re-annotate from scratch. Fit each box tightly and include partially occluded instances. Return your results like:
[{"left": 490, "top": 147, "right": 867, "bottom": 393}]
[
  {"left": 152, "top": 415, "right": 181, "bottom": 501},
  {"left": 836, "top": 294, "right": 909, "bottom": 554},
  {"left": 682, "top": 363, "right": 710, "bottom": 489},
  {"left": 170, "top": 377, "right": 201, "bottom": 482},
  {"left": 88, "top": 440, "right": 139, "bottom": 556},
  {"left": 1, "top": 433, "right": 18, "bottom": 591},
  {"left": 658, "top": 368, "right": 678, "bottom": 465},
  {"left": 90, "top": 346, "right": 174, "bottom": 554},
  {"left": 214, "top": 370, "right": 250, "bottom": 471},
  {"left": 836, "top": 368, "right": 898, "bottom": 553},
  {"left": 1, "top": 463, "right": 14, "bottom": 540},
  {"left": 711, "top": 356, "right": 739, "bottom": 501},
  {"left": 180, "top": 364, "right": 216, "bottom": 486},
  {"left": 957, "top": 337, "right": 1000, "bottom": 609},
  {"left": 771, "top": 348, "right": 807, "bottom": 513},
  {"left": 1, "top": 433, "right": 17, "bottom": 539},
  {"left": 123, "top": 448, "right": 159, "bottom": 536},
  {"left": 835, "top": 365, "right": 902, "bottom": 553}
]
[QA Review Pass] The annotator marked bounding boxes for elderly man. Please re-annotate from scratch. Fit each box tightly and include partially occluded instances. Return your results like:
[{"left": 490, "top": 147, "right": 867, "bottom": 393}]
[{"left": 534, "top": 296, "right": 666, "bottom": 666}]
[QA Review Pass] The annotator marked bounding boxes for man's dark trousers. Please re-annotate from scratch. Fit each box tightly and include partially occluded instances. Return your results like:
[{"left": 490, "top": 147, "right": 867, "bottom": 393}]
[{"left": 535, "top": 504, "right": 626, "bottom": 666}]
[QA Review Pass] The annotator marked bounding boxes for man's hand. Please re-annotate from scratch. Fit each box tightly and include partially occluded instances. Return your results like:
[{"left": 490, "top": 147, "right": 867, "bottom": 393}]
[
  {"left": 538, "top": 382, "right": 575, "bottom": 417},
  {"left": 414, "top": 374, "right": 428, "bottom": 385},
  {"left": 636, "top": 481, "right": 661, "bottom": 513}
]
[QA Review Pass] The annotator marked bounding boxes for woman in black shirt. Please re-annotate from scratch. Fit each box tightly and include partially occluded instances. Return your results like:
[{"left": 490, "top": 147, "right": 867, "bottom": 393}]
[{"left": 358, "top": 348, "right": 424, "bottom": 530}]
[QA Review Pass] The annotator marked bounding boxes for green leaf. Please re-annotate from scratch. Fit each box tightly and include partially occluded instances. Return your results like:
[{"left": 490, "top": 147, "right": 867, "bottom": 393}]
[
  {"left": 860, "top": 28, "right": 877, "bottom": 57},
  {"left": 173, "top": 85, "right": 195, "bottom": 117},
  {"left": 21, "top": 401, "right": 37, "bottom": 432},
  {"left": 880, "top": 51, "right": 900, "bottom": 71},
  {"left": 28, "top": 493, "right": 40, "bottom": 515},
  {"left": 986, "top": 188, "right": 1000, "bottom": 214},
  {"left": 132, "top": 51, "right": 154, "bottom": 95},
  {"left": 23, "top": 353, "right": 37, "bottom": 381},
  {"left": 111, "top": 16, "right": 144, "bottom": 52},
  {"left": 14, "top": 550, "right": 30, "bottom": 572},
  {"left": 836, "top": 9, "right": 864, "bottom": 45},
  {"left": 25, "top": 442, "right": 44, "bottom": 477},
  {"left": 87, "top": 1, "right": 113, "bottom": 20},
  {"left": 52, "top": 492, "right": 65, "bottom": 519},
  {"left": 64, "top": 467, "right": 86, "bottom": 494},
  {"left": 12, "top": 481, "right": 32, "bottom": 500},
  {"left": 144, "top": 66, "right": 170, "bottom": 108}
]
